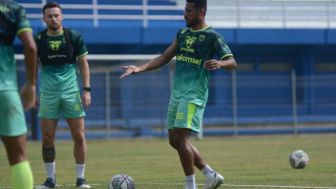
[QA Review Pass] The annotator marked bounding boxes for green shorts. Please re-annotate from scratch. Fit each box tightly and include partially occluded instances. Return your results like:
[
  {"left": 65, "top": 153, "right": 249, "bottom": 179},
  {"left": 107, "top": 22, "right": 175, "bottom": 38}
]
[
  {"left": 38, "top": 92, "right": 85, "bottom": 119},
  {"left": 167, "top": 100, "right": 205, "bottom": 133},
  {"left": 0, "top": 91, "right": 27, "bottom": 136}
]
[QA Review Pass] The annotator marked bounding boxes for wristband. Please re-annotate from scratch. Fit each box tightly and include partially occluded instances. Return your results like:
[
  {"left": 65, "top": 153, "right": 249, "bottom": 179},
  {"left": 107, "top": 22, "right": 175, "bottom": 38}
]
[{"left": 83, "top": 87, "right": 91, "bottom": 92}]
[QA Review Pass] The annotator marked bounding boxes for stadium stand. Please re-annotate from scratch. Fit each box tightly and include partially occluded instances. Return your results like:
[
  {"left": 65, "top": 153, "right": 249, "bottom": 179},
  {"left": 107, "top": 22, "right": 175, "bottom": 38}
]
[
  {"left": 14, "top": 0, "right": 336, "bottom": 138},
  {"left": 18, "top": 0, "right": 336, "bottom": 28}
]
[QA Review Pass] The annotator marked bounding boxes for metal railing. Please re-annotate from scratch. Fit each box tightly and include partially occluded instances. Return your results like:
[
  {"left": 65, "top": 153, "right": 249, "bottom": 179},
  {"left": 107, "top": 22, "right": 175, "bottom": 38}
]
[
  {"left": 16, "top": 54, "right": 336, "bottom": 138},
  {"left": 21, "top": 0, "right": 184, "bottom": 28},
  {"left": 205, "top": 0, "right": 336, "bottom": 28},
  {"left": 20, "top": 0, "right": 336, "bottom": 28}
]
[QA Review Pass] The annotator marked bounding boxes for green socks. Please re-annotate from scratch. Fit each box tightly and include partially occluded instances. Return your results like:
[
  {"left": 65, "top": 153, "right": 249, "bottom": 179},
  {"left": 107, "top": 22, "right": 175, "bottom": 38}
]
[{"left": 10, "top": 161, "right": 33, "bottom": 189}]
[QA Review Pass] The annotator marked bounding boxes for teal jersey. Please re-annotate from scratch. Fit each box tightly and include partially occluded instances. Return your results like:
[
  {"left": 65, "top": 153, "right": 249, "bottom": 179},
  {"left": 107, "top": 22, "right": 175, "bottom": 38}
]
[
  {"left": 0, "top": 0, "right": 32, "bottom": 91},
  {"left": 172, "top": 26, "right": 234, "bottom": 106},
  {"left": 34, "top": 29, "right": 88, "bottom": 93}
]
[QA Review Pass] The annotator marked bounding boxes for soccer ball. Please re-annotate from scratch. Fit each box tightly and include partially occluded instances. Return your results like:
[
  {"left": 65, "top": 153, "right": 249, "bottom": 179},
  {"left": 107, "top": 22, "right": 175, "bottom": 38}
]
[
  {"left": 289, "top": 150, "right": 309, "bottom": 169},
  {"left": 109, "top": 174, "right": 135, "bottom": 189}
]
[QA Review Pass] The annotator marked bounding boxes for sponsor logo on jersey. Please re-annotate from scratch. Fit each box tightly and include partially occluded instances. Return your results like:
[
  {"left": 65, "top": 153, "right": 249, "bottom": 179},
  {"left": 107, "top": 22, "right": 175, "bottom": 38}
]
[{"left": 176, "top": 54, "right": 201, "bottom": 65}]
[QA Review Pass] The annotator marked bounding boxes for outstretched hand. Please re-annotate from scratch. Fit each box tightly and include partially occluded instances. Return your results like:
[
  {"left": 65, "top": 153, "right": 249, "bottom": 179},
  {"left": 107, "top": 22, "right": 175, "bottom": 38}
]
[{"left": 120, "top": 65, "right": 140, "bottom": 79}]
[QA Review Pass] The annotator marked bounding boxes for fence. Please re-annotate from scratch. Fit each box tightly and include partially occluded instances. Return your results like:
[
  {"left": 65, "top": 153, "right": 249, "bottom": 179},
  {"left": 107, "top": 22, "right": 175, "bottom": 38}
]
[
  {"left": 204, "top": 0, "right": 336, "bottom": 28},
  {"left": 19, "top": 0, "right": 336, "bottom": 28},
  {"left": 16, "top": 55, "right": 336, "bottom": 139}
]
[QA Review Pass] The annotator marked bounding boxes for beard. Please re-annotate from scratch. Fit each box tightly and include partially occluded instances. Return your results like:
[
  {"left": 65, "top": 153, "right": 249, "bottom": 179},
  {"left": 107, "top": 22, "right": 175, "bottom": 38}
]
[
  {"left": 185, "top": 15, "right": 200, "bottom": 28},
  {"left": 186, "top": 19, "right": 199, "bottom": 28},
  {"left": 48, "top": 23, "right": 60, "bottom": 31}
]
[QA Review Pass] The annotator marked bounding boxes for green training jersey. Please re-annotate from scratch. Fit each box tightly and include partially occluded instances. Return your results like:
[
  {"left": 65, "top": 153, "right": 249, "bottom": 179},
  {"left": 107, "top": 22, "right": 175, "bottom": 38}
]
[
  {"left": 0, "top": 0, "right": 32, "bottom": 91},
  {"left": 171, "top": 26, "right": 233, "bottom": 106},
  {"left": 34, "top": 29, "right": 88, "bottom": 93}
]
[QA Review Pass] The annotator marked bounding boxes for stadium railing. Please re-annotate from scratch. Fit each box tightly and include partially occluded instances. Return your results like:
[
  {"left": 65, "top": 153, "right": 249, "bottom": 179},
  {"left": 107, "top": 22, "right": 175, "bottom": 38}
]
[
  {"left": 18, "top": 0, "right": 336, "bottom": 28},
  {"left": 16, "top": 54, "right": 336, "bottom": 139}
]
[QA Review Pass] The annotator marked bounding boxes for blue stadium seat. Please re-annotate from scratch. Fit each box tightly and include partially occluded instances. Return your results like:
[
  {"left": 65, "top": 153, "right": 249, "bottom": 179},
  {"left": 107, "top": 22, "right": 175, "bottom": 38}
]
[
  {"left": 16, "top": 0, "right": 40, "bottom": 3},
  {"left": 20, "top": 0, "right": 183, "bottom": 28},
  {"left": 148, "top": 0, "right": 177, "bottom": 6},
  {"left": 98, "top": 20, "right": 143, "bottom": 28},
  {"left": 47, "top": 0, "right": 92, "bottom": 4},
  {"left": 62, "top": 9, "right": 93, "bottom": 14},
  {"left": 98, "top": 10, "right": 142, "bottom": 15},
  {"left": 98, "top": 0, "right": 142, "bottom": 5}
]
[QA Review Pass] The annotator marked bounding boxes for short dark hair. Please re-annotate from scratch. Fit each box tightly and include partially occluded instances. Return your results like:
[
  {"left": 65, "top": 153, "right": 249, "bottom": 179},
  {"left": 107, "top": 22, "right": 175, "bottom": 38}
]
[
  {"left": 42, "top": 2, "right": 62, "bottom": 14},
  {"left": 186, "top": 0, "right": 207, "bottom": 13}
]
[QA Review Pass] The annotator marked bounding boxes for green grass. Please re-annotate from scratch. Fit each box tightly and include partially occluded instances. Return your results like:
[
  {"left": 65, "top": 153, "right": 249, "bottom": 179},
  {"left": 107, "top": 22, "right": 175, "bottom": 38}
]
[{"left": 1, "top": 134, "right": 336, "bottom": 189}]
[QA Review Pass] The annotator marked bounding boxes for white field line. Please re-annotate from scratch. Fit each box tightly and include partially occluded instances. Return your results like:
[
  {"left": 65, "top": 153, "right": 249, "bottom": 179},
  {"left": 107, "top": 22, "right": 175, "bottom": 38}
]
[
  {"left": 223, "top": 183, "right": 336, "bottom": 189},
  {"left": 151, "top": 183, "right": 336, "bottom": 189},
  {"left": 144, "top": 183, "right": 336, "bottom": 189},
  {"left": 0, "top": 183, "right": 335, "bottom": 189}
]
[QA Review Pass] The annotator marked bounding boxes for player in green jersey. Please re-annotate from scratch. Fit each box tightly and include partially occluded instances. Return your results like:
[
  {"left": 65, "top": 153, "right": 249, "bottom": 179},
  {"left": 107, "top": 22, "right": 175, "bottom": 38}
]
[
  {"left": 0, "top": 0, "right": 37, "bottom": 188},
  {"left": 120, "top": 0, "right": 236, "bottom": 188},
  {"left": 35, "top": 2, "right": 91, "bottom": 189}
]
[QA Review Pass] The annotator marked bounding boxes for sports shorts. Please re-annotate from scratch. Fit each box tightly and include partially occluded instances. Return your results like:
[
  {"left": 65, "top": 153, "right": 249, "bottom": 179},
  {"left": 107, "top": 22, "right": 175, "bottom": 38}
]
[
  {"left": 0, "top": 91, "right": 27, "bottom": 136},
  {"left": 38, "top": 91, "right": 85, "bottom": 119},
  {"left": 167, "top": 100, "right": 205, "bottom": 133}
]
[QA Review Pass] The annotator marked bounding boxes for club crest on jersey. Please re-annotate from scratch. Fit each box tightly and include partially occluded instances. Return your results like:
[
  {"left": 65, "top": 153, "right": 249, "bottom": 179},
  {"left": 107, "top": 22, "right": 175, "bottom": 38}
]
[
  {"left": 186, "top": 36, "right": 197, "bottom": 48},
  {"left": 48, "top": 40, "right": 62, "bottom": 51}
]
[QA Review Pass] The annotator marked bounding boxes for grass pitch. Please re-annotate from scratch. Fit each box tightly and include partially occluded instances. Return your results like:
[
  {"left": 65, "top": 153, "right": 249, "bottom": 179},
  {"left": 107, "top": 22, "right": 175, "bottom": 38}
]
[{"left": 1, "top": 134, "right": 336, "bottom": 189}]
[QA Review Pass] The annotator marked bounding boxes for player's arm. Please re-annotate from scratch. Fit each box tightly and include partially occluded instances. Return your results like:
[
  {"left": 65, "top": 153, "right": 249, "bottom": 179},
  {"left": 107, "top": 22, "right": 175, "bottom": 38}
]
[
  {"left": 204, "top": 56, "right": 237, "bottom": 71},
  {"left": 120, "top": 39, "right": 177, "bottom": 79},
  {"left": 19, "top": 30, "right": 37, "bottom": 111},
  {"left": 78, "top": 54, "right": 91, "bottom": 107}
]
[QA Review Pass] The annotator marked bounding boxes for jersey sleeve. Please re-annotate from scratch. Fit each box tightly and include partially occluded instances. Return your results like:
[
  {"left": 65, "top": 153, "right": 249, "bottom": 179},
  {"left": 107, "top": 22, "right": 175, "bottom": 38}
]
[
  {"left": 71, "top": 30, "right": 88, "bottom": 57},
  {"left": 214, "top": 33, "right": 234, "bottom": 60},
  {"left": 33, "top": 33, "right": 41, "bottom": 43},
  {"left": 15, "top": 4, "right": 32, "bottom": 36},
  {"left": 176, "top": 29, "right": 182, "bottom": 40}
]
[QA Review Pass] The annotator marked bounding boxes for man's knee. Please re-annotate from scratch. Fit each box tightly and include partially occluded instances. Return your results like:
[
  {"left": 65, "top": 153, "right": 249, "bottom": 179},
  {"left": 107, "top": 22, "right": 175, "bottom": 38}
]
[
  {"left": 42, "top": 133, "right": 54, "bottom": 147},
  {"left": 169, "top": 136, "right": 185, "bottom": 149},
  {"left": 169, "top": 138, "right": 177, "bottom": 149},
  {"left": 72, "top": 132, "right": 85, "bottom": 145}
]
